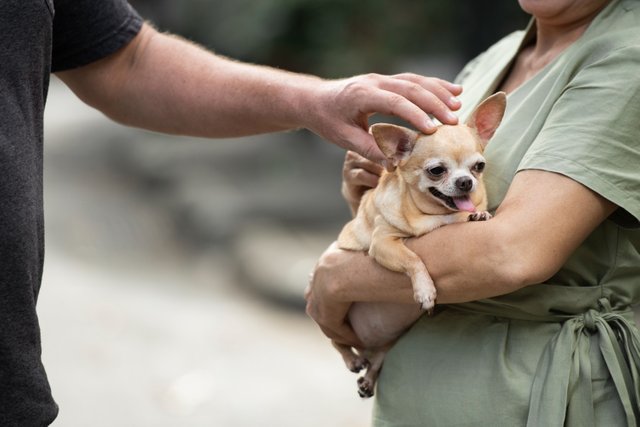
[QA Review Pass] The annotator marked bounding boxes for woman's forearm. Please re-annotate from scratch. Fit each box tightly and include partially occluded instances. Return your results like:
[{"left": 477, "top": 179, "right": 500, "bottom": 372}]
[
  {"left": 306, "top": 217, "right": 520, "bottom": 346},
  {"left": 406, "top": 219, "right": 525, "bottom": 303},
  {"left": 317, "top": 218, "right": 523, "bottom": 307},
  {"left": 313, "top": 170, "right": 617, "bottom": 307}
]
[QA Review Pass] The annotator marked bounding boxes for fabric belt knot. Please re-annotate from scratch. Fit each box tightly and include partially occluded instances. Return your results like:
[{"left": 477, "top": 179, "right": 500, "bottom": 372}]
[
  {"left": 583, "top": 298, "right": 611, "bottom": 333},
  {"left": 582, "top": 309, "right": 598, "bottom": 332},
  {"left": 526, "top": 297, "right": 640, "bottom": 427}
]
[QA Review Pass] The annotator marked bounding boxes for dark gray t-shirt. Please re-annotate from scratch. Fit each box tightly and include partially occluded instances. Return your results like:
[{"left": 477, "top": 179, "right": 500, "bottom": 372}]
[{"left": 0, "top": 1, "right": 142, "bottom": 424}]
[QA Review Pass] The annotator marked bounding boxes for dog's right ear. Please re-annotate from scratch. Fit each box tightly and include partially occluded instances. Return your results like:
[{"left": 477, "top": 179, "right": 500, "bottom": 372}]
[
  {"left": 465, "top": 91, "right": 507, "bottom": 149},
  {"left": 370, "top": 124, "right": 419, "bottom": 169}
]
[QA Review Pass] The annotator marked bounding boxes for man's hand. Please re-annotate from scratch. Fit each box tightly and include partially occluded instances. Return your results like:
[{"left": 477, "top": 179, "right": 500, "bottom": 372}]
[{"left": 304, "top": 73, "right": 462, "bottom": 162}]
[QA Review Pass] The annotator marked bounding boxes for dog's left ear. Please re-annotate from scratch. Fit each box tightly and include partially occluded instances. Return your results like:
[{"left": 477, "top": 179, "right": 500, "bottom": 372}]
[
  {"left": 466, "top": 91, "right": 507, "bottom": 149},
  {"left": 370, "top": 124, "right": 419, "bottom": 169}
]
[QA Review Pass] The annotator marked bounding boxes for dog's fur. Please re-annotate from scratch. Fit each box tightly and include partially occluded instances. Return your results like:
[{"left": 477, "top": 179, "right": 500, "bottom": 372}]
[{"left": 333, "top": 92, "right": 506, "bottom": 397}]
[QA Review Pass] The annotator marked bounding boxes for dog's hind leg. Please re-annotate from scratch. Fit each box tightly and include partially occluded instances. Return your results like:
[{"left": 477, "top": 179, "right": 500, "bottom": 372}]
[
  {"left": 357, "top": 348, "right": 388, "bottom": 398},
  {"left": 332, "top": 340, "right": 369, "bottom": 373}
]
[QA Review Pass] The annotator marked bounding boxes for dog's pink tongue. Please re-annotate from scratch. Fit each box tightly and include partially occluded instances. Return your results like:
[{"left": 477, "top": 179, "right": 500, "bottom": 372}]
[{"left": 453, "top": 196, "right": 476, "bottom": 212}]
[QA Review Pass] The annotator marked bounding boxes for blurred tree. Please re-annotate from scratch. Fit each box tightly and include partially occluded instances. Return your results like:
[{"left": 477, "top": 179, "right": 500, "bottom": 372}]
[{"left": 130, "top": 0, "right": 528, "bottom": 77}]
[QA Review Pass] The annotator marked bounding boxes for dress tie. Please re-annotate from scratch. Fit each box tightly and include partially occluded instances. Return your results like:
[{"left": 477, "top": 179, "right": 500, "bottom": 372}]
[
  {"left": 526, "top": 297, "right": 640, "bottom": 427},
  {"left": 449, "top": 286, "right": 640, "bottom": 427}
]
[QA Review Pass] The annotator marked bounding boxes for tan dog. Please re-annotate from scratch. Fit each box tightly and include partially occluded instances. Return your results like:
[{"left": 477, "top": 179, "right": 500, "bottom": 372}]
[{"left": 333, "top": 92, "right": 506, "bottom": 397}]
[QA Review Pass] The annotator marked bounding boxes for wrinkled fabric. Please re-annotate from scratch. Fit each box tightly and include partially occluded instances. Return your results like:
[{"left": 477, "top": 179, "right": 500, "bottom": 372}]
[{"left": 372, "top": 1, "right": 640, "bottom": 425}]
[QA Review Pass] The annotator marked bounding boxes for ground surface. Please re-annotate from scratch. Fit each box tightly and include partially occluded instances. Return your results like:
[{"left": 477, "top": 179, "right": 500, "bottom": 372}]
[{"left": 40, "top": 79, "right": 372, "bottom": 427}]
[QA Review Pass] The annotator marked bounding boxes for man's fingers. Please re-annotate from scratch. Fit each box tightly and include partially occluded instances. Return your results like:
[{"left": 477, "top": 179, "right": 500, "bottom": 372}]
[
  {"left": 436, "top": 77, "right": 463, "bottom": 96},
  {"left": 341, "top": 128, "right": 386, "bottom": 163},
  {"left": 385, "top": 74, "right": 462, "bottom": 113},
  {"left": 394, "top": 73, "right": 463, "bottom": 98},
  {"left": 353, "top": 89, "right": 435, "bottom": 134},
  {"left": 373, "top": 79, "right": 460, "bottom": 129}
]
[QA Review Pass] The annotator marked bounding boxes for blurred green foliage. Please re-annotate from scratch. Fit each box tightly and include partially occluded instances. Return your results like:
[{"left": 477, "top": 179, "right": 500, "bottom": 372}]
[{"left": 130, "top": 0, "right": 528, "bottom": 78}]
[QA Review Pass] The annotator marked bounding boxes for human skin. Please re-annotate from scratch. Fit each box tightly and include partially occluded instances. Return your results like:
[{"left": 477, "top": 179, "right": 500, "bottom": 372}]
[
  {"left": 305, "top": 0, "right": 617, "bottom": 347},
  {"left": 56, "top": 23, "right": 462, "bottom": 164}
]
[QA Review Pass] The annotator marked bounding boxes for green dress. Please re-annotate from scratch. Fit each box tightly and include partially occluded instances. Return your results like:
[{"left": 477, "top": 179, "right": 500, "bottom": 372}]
[{"left": 372, "top": 1, "right": 640, "bottom": 425}]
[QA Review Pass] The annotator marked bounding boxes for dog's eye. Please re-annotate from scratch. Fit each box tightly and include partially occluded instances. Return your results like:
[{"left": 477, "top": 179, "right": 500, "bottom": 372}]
[
  {"left": 474, "top": 162, "right": 486, "bottom": 172},
  {"left": 427, "top": 166, "right": 446, "bottom": 177}
]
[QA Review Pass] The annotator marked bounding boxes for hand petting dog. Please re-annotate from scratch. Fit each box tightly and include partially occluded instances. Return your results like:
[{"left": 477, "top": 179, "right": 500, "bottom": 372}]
[{"left": 305, "top": 73, "right": 463, "bottom": 163}]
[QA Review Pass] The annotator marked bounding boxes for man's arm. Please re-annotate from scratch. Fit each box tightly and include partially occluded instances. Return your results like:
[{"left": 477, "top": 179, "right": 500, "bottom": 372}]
[
  {"left": 305, "top": 169, "right": 617, "bottom": 345},
  {"left": 56, "top": 23, "right": 462, "bottom": 163}
]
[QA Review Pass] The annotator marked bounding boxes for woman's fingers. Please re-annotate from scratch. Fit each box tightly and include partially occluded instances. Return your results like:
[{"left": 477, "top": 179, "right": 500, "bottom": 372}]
[
  {"left": 345, "top": 167, "right": 380, "bottom": 189},
  {"left": 304, "top": 243, "right": 365, "bottom": 348},
  {"left": 343, "top": 151, "right": 383, "bottom": 182}
]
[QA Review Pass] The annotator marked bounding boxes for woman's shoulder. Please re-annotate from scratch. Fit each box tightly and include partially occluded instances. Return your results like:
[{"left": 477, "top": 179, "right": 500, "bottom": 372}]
[{"left": 571, "top": 0, "right": 640, "bottom": 64}]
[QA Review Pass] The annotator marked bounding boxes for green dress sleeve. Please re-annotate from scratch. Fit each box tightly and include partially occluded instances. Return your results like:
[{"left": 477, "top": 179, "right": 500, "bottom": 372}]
[{"left": 518, "top": 43, "right": 640, "bottom": 227}]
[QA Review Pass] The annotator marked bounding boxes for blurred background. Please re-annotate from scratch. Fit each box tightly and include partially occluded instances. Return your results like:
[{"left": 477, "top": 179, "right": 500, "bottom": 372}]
[{"left": 40, "top": 1, "right": 529, "bottom": 426}]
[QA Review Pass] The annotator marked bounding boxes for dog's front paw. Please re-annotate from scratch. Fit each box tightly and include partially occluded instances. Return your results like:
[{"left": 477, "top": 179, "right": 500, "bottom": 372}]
[
  {"left": 414, "top": 287, "right": 437, "bottom": 315},
  {"left": 468, "top": 211, "right": 492, "bottom": 222},
  {"left": 357, "top": 377, "right": 375, "bottom": 398}
]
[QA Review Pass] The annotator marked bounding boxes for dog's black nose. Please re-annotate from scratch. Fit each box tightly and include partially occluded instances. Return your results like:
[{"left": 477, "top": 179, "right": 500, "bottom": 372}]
[{"left": 456, "top": 176, "right": 473, "bottom": 192}]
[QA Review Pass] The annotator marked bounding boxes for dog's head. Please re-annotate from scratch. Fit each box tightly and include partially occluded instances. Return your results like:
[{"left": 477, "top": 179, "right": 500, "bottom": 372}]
[{"left": 371, "top": 92, "right": 506, "bottom": 215}]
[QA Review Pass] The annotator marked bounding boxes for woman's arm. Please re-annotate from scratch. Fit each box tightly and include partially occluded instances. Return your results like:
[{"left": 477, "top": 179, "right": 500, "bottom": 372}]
[
  {"left": 305, "top": 169, "right": 617, "bottom": 345},
  {"left": 55, "top": 23, "right": 462, "bottom": 163}
]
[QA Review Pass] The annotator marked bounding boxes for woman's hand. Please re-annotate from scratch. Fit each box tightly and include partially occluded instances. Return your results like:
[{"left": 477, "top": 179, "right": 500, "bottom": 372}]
[
  {"left": 305, "top": 242, "right": 364, "bottom": 348},
  {"left": 304, "top": 73, "right": 462, "bottom": 163},
  {"left": 341, "top": 151, "right": 383, "bottom": 215},
  {"left": 305, "top": 242, "right": 416, "bottom": 347}
]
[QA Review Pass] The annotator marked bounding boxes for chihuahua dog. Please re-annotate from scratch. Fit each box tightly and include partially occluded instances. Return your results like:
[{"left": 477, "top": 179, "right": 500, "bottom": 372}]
[{"left": 333, "top": 92, "right": 506, "bottom": 398}]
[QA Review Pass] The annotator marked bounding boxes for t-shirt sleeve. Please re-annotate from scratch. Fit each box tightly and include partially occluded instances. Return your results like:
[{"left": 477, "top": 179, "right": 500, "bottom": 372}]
[
  {"left": 51, "top": 0, "right": 144, "bottom": 72},
  {"left": 518, "top": 44, "right": 640, "bottom": 227}
]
